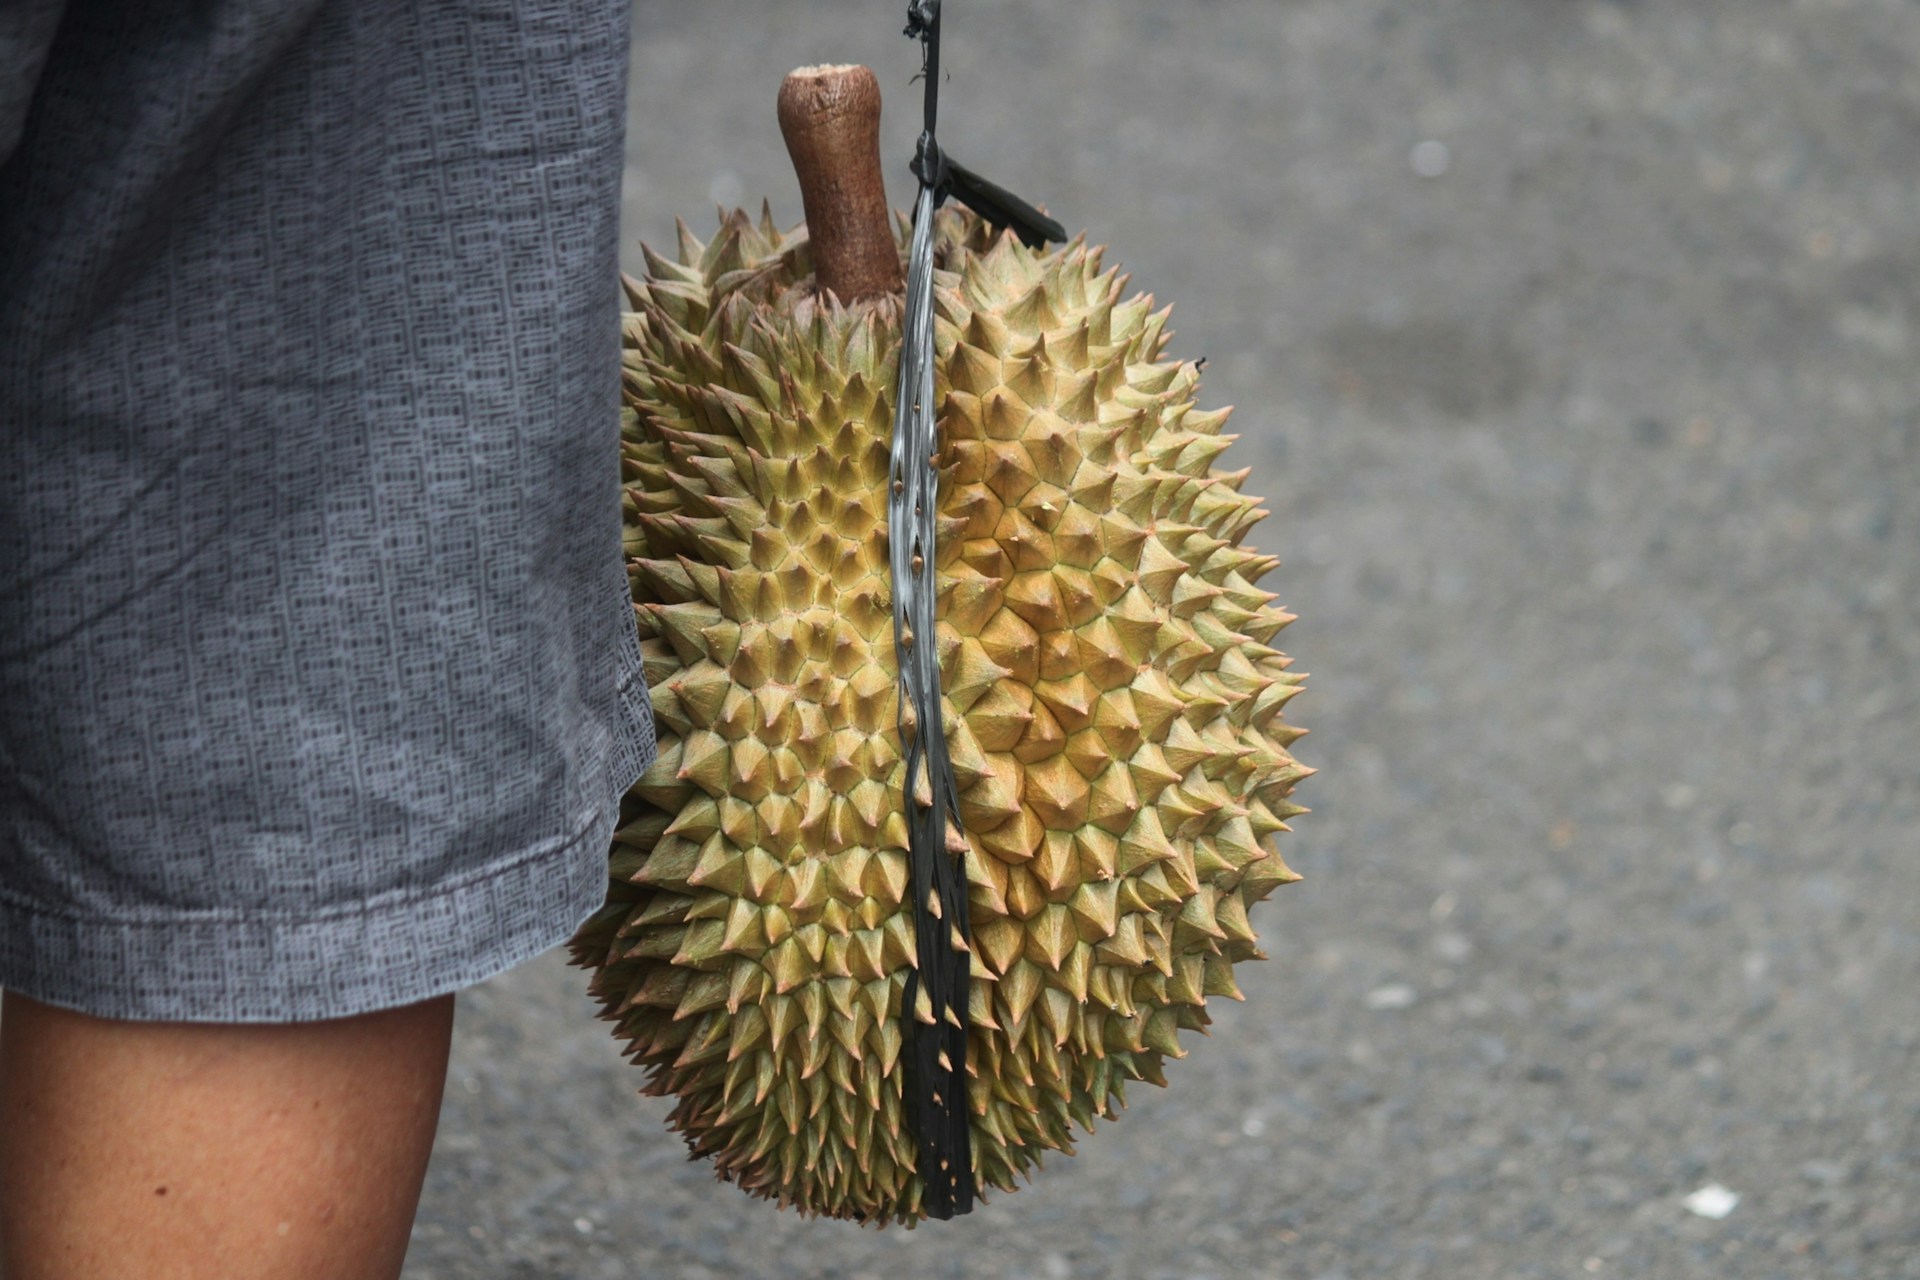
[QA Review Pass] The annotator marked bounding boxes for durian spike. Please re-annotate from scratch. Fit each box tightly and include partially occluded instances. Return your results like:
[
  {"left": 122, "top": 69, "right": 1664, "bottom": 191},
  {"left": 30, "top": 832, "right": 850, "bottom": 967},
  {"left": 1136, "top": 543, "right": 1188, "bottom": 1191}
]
[{"left": 777, "top": 65, "right": 903, "bottom": 303}]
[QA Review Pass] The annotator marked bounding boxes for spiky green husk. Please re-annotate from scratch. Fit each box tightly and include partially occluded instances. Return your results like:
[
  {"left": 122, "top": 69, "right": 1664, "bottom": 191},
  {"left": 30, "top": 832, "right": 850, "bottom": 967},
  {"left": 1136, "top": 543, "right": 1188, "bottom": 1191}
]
[{"left": 571, "top": 205, "right": 1307, "bottom": 1224}]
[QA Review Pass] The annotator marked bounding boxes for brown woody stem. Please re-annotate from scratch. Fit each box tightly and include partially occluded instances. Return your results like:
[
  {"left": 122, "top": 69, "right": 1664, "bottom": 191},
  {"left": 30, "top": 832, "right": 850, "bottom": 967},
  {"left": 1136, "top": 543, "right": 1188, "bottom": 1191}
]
[{"left": 778, "top": 64, "right": 904, "bottom": 303}]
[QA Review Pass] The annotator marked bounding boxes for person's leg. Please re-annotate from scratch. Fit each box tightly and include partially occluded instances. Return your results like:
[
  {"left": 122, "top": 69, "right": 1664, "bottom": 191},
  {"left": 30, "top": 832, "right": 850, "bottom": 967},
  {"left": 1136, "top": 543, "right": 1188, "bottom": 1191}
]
[{"left": 0, "top": 989, "right": 454, "bottom": 1280}]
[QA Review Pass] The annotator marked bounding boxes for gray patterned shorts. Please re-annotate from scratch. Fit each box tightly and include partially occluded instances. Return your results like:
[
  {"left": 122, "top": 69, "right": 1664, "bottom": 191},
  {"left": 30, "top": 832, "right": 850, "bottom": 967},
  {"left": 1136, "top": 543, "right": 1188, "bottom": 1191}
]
[{"left": 0, "top": 0, "right": 654, "bottom": 1022}]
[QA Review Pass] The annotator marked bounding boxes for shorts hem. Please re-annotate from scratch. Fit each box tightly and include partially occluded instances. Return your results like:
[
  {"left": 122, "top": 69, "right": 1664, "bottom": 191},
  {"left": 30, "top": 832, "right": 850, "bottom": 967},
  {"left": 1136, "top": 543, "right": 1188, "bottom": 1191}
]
[{"left": 0, "top": 807, "right": 616, "bottom": 1024}]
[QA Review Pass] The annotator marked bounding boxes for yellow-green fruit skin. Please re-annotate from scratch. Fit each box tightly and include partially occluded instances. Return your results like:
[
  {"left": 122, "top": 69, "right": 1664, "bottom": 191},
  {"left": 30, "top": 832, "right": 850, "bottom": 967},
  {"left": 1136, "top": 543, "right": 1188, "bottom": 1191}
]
[{"left": 572, "top": 206, "right": 1308, "bottom": 1225}]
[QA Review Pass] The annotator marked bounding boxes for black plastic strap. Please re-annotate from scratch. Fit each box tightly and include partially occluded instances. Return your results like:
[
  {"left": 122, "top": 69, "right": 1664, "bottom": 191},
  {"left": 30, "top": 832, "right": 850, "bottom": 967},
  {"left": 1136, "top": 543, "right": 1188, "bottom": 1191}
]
[
  {"left": 892, "top": 0, "right": 974, "bottom": 1221},
  {"left": 940, "top": 150, "right": 1067, "bottom": 250},
  {"left": 893, "top": 1, "right": 1066, "bottom": 1221}
]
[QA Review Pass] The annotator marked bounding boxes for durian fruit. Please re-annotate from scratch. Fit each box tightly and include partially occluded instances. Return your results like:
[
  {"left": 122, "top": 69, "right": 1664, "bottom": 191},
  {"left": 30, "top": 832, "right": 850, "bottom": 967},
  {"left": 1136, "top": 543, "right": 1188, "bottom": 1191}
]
[{"left": 572, "top": 74, "right": 1307, "bottom": 1226}]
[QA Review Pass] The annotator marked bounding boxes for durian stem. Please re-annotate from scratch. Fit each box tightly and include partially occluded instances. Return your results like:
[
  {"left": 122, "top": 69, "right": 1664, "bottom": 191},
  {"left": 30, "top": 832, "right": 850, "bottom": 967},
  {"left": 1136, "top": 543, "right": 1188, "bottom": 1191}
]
[{"left": 778, "top": 64, "right": 904, "bottom": 303}]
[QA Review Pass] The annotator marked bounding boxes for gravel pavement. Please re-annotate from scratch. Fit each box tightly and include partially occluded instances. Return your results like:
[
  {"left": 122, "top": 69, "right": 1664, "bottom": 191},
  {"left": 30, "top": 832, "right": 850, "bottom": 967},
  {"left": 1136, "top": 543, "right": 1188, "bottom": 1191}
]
[{"left": 407, "top": 3, "right": 1920, "bottom": 1277}]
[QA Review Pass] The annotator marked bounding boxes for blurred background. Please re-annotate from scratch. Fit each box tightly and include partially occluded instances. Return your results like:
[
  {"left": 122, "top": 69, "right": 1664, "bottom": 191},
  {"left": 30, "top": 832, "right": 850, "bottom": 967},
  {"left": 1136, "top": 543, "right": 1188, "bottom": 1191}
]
[{"left": 407, "top": 2, "right": 1919, "bottom": 1276}]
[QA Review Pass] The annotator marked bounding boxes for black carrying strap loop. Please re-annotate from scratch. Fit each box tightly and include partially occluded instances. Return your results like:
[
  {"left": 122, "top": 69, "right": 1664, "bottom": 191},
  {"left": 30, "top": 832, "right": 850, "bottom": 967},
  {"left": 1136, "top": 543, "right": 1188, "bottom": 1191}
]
[
  {"left": 892, "top": 0, "right": 1064, "bottom": 1222},
  {"left": 893, "top": 0, "right": 973, "bottom": 1223},
  {"left": 890, "top": 172, "right": 973, "bottom": 1220}
]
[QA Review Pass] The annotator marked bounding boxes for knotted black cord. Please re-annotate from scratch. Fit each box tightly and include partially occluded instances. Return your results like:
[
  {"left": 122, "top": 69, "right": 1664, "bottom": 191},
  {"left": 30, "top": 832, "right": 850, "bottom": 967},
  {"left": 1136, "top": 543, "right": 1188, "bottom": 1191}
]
[
  {"left": 893, "top": 1, "right": 1066, "bottom": 1220},
  {"left": 905, "top": 4, "right": 1067, "bottom": 248}
]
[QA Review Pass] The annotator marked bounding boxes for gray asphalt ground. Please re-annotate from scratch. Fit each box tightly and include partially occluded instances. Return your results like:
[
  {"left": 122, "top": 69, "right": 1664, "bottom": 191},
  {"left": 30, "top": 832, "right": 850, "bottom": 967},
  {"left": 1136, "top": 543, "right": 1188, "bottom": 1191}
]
[{"left": 406, "top": 3, "right": 1920, "bottom": 1277}]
